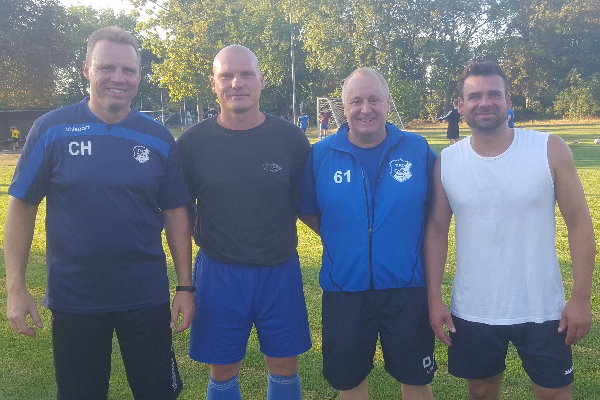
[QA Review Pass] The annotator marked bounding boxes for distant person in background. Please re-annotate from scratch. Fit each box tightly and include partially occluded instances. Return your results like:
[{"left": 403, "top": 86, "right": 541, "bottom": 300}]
[
  {"left": 297, "top": 110, "right": 310, "bottom": 134},
  {"left": 507, "top": 107, "right": 515, "bottom": 128},
  {"left": 437, "top": 100, "right": 461, "bottom": 145},
  {"left": 319, "top": 110, "right": 330, "bottom": 139},
  {"left": 10, "top": 125, "right": 20, "bottom": 151},
  {"left": 205, "top": 104, "right": 219, "bottom": 119}
]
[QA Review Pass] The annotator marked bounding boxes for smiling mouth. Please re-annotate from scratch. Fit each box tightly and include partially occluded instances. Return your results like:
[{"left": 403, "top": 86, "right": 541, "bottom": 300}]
[{"left": 108, "top": 88, "right": 126, "bottom": 94}]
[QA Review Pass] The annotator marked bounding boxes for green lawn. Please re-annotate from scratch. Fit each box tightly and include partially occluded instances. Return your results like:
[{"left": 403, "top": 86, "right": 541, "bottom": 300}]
[{"left": 1, "top": 121, "right": 599, "bottom": 399}]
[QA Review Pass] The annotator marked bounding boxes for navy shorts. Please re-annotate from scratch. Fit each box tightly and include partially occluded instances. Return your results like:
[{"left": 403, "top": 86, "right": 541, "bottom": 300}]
[
  {"left": 322, "top": 288, "right": 437, "bottom": 390},
  {"left": 52, "top": 302, "right": 182, "bottom": 400},
  {"left": 448, "top": 316, "right": 574, "bottom": 389},
  {"left": 189, "top": 251, "right": 312, "bottom": 364}
]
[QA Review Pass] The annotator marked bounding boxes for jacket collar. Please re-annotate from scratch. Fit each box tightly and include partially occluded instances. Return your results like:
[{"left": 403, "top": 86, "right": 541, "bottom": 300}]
[{"left": 329, "top": 122, "right": 405, "bottom": 152}]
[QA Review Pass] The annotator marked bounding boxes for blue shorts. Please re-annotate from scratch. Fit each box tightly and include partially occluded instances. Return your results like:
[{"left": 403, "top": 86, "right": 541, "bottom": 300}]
[
  {"left": 322, "top": 288, "right": 436, "bottom": 390},
  {"left": 320, "top": 123, "right": 328, "bottom": 130},
  {"left": 448, "top": 316, "right": 573, "bottom": 389},
  {"left": 189, "top": 251, "right": 312, "bottom": 364}
]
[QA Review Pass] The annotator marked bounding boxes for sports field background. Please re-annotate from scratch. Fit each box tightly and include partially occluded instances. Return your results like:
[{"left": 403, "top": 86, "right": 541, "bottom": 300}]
[{"left": 0, "top": 121, "right": 598, "bottom": 399}]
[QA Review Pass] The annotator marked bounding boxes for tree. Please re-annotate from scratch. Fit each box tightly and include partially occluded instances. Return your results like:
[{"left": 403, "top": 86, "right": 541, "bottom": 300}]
[
  {"left": 502, "top": 0, "right": 600, "bottom": 113},
  {"left": 0, "top": 0, "right": 72, "bottom": 108},
  {"left": 553, "top": 70, "right": 600, "bottom": 118},
  {"left": 135, "top": 0, "right": 304, "bottom": 118}
]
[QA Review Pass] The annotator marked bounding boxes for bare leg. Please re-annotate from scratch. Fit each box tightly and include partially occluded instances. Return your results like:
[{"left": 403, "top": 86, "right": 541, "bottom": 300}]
[
  {"left": 340, "top": 377, "right": 368, "bottom": 400},
  {"left": 532, "top": 382, "right": 573, "bottom": 400},
  {"left": 210, "top": 361, "right": 243, "bottom": 381},
  {"left": 468, "top": 373, "right": 503, "bottom": 400},
  {"left": 401, "top": 383, "right": 433, "bottom": 400},
  {"left": 264, "top": 355, "right": 298, "bottom": 375}
]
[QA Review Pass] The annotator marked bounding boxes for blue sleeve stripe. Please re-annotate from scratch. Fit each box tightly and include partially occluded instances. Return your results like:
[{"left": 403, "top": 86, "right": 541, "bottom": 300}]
[
  {"left": 10, "top": 123, "right": 171, "bottom": 199},
  {"left": 8, "top": 133, "right": 49, "bottom": 200}
]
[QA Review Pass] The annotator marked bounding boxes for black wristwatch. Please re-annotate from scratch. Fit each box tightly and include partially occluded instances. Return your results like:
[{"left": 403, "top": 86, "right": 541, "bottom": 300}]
[{"left": 175, "top": 285, "right": 196, "bottom": 292}]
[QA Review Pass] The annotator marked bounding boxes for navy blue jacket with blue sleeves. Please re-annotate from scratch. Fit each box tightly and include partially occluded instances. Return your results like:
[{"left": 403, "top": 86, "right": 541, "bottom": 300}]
[
  {"left": 299, "top": 123, "right": 436, "bottom": 292},
  {"left": 9, "top": 99, "right": 191, "bottom": 313}
]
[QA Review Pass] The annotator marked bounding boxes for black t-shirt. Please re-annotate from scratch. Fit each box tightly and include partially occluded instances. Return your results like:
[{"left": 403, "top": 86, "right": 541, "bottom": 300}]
[{"left": 177, "top": 114, "right": 310, "bottom": 265}]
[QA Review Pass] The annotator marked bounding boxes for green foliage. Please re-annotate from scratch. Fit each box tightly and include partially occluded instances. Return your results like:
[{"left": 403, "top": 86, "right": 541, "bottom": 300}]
[
  {"left": 502, "top": 0, "right": 600, "bottom": 114},
  {"left": 0, "top": 0, "right": 72, "bottom": 108},
  {"left": 134, "top": 0, "right": 303, "bottom": 116},
  {"left": 387, "top": 77, "right": 425, "bottom": 123},
  {"left": 553, "top": 71, "right": 600, "bottom": 118}
]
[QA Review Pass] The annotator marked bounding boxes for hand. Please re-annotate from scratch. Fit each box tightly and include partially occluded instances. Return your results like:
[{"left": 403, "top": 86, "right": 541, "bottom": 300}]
[
  {"left": 170, "top": 291, "right": 195, "bottom": 334},
  {"left": 558, "top": 299, "right": 592, "bottom": 345},
  {"left": 428, "top": 298, "right": 455, "bottom": 346},
  {"left": 7, "top": 289, "right": 42, "bottom": 337}
]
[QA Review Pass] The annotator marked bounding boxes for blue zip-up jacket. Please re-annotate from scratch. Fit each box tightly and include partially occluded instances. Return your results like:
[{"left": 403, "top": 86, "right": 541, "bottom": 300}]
[{"left": 300, "top": 123, "right": 436, "bottom": 292}]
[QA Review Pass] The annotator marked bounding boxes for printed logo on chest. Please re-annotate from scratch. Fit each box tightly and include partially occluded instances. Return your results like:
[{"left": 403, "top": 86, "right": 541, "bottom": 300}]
[
  {"left": 133, "top": 146, "right": 150, "bottom": 163},
  {"left": 263, "top": 162, "right": 283, "bottom": 173},
  {"left": 389, "top": 158, "right": 412, "bottom": 183}
]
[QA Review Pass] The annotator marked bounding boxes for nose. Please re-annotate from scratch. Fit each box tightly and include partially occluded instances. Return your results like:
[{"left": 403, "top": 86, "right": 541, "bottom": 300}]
[
  {"left": 360, "top": 100, "right": 371, "bottom": 113},
  {"left": 231, "top": 75, "right": 241, "bottom": 88},
  {"left": 109, "top": 68, "right": 126, "bottom": 82}
]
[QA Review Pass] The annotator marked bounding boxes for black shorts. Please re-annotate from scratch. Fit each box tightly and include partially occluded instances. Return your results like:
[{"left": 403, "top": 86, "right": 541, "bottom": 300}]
[
  {"left": 448, "top": 316, "right": 574, "bottom": 389},
  {"left": 321, "top": 288, "right": 436, "bottom": 390},
  {"left": 52, "top": 302, "right": 182, "bottom": 399},
  {"left": 446, "top": 125, "right": 459, "bottom": 139}
]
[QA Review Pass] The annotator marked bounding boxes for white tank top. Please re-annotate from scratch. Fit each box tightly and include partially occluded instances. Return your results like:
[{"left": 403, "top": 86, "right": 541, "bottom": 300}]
[{"left": 441, "top": 129, "right": 565, "bottom": 324}]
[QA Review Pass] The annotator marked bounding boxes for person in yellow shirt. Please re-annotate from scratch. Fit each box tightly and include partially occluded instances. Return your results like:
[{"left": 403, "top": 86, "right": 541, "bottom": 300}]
[{"left": 10, "top": 126, "right": 20, "bottom": 151}]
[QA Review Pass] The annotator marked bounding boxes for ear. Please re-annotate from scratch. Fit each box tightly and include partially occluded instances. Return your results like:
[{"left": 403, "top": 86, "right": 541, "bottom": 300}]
[
  {"left": 259, "top": 72, "right": 265, "bottom": 90},
  {"left": 210, "top": 75, "right": 217, "bottom": 94},
  {"left": 83, "top": 60, "right": 90, "bottom": 80},
  {"left": 457, "top": 97, "right": 465, "bottom": 115},
  {"left": 506, "top": 94, "right": 512, "bottom": 109}
]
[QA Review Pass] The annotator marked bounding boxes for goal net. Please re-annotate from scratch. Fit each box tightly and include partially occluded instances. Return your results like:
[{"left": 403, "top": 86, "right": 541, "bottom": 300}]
[{"left": 316, "top": 97, "right": 405, "bottom": 131}]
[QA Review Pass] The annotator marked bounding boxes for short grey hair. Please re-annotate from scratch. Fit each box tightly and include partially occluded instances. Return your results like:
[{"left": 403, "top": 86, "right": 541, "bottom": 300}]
[{"left": 342, "top": 67, "right": 390, "bottom": 103}]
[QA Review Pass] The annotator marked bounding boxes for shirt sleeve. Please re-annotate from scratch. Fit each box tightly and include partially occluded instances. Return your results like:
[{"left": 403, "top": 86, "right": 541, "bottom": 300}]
[
  {"left": 8, "top": 119, "right": 51, "bottom": 204},
  {"left": 158, "top": 136, "right": 192, "bottom": 210},
  {"left": 298, "top": 147, "right": 319, "bottom": 216}
]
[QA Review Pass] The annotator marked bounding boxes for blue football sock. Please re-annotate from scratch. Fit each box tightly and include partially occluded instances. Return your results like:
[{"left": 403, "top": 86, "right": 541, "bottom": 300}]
[
  {"left": 206, "top": 374, "right": 242, "bottom": 400},
  {"left": 267, "top": 373, "right": 301, "bottom": 400}
]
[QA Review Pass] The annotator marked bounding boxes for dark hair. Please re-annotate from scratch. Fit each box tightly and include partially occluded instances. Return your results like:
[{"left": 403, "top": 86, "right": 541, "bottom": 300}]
[
  {"left": 457, "top": 61, "right": 509, "bottom": 98},
  {"left": 86, "top": 26, "right": 140, "bottom": 64}
]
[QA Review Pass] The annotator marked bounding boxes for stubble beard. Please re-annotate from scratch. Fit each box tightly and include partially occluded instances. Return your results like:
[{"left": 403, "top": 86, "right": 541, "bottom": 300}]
[{"left": 464, "top": 111, "right": 506, "bottom": 133}]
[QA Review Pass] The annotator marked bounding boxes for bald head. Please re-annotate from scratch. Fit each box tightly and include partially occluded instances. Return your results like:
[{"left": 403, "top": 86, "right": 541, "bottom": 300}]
[
  {"left": 213, "top": 45, "right": 260, "bottom": 75},
  {"left": 210, "top": 45, "right": 265, "bottom": 121}
]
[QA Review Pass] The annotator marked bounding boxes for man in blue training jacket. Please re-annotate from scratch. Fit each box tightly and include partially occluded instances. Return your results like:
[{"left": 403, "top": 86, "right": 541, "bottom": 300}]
[{"left": 299, "top": 67, "right": 437, "bottom": 400}]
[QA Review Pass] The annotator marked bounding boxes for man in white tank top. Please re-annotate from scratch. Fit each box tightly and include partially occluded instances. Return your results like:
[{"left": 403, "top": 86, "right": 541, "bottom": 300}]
[{"left": 424, "top": 61, "right": 595, "bottom": 400}]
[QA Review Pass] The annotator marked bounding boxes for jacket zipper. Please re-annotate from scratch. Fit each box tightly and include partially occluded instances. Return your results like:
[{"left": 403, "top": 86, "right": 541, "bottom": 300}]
[{"left": 365, "top": 145, "right": 395, "bottom": 290}]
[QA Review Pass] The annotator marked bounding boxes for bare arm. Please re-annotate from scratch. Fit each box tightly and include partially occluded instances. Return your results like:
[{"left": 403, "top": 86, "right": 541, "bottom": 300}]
[
  {"left": 4, "top": 196, "right": 42, "bottom": 337},
  {"left": 164, "top": 205, "right": 194, "bottom": 334},
  {"left": 423, "top": 156, "right": 455, "bottom": 345},
  {"left": 548, "top": 135, "right": 596, "bottom": 345},
  {"left": 299, "top": 214, "right": 320, "bottom": 236}
]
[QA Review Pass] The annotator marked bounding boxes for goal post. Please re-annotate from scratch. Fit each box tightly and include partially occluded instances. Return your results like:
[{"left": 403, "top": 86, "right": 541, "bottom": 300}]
[{"left": 316, "top": 97, "right": 405, "bottom": 132}]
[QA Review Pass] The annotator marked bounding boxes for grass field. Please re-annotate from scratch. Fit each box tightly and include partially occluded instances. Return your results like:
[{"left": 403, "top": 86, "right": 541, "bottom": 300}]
[{"left": 0, "top": 121, "right": 599, "bottom": 399}]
